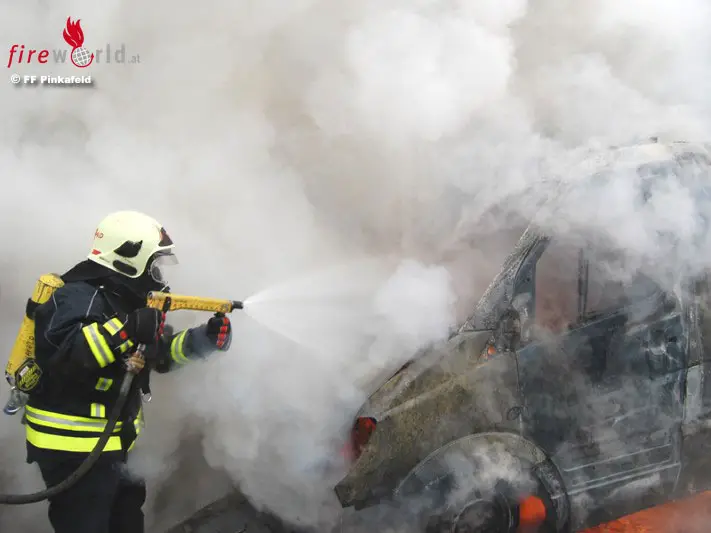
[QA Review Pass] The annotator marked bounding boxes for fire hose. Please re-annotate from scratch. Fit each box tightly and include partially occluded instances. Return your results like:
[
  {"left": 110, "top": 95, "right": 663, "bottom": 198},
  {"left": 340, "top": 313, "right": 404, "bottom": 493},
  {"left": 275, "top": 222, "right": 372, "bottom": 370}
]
[{"left": 0, "top": 369, "right": 136, "bottom": 504}]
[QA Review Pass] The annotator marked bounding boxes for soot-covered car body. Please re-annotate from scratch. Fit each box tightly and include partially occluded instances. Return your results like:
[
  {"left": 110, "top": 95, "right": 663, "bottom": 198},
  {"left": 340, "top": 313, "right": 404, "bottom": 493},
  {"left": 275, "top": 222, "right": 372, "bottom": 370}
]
[{"left": 334, "top": 140, "right": 711, "bottom": 532}]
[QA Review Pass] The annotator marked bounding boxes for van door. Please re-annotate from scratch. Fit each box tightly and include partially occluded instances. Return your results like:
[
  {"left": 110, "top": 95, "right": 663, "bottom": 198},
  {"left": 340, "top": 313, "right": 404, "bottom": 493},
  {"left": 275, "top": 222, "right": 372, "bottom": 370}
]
[{"left": 516, "top": 240, "right": 684, "bottom": 494}]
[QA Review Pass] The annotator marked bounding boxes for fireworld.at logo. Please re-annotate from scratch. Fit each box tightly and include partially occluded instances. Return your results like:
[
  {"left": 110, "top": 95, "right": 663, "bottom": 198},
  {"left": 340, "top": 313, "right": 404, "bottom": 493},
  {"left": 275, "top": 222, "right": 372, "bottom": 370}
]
[{"left": 7, "top": 16, "right": 140, "bottom": 69}]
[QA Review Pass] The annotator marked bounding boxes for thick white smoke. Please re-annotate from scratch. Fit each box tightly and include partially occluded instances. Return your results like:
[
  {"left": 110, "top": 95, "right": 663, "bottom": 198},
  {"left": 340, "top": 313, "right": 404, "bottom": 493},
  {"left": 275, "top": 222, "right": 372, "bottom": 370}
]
[{"left": 0, "top": 0, "right": 710, "bottom": 531}]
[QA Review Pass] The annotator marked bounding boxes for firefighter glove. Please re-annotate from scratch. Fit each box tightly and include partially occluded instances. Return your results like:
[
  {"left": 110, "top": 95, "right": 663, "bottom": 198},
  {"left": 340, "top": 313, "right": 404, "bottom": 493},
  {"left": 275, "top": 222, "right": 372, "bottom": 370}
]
[
  {"left": 124, "top": 352, "right": 146, "bottom": 374},
  {"left": 125, "top": 308, "right": 164, "bottom": 344},
  {"left": 206, "top": 313, "right": 231, "bottom": 350}
]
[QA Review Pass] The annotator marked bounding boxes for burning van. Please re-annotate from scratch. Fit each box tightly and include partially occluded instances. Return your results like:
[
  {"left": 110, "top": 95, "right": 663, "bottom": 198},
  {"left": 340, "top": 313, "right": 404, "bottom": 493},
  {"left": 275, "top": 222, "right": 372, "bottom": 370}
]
[{"left": 334, "top": 139, "right": 711, "bottom": 533}]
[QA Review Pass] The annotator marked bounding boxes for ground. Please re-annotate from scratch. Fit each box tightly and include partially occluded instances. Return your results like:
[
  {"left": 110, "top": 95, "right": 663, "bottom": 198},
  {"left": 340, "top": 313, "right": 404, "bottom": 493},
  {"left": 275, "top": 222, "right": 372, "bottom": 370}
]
[{"left": 163, "top": 492, "right": 306, "bottom": 533}]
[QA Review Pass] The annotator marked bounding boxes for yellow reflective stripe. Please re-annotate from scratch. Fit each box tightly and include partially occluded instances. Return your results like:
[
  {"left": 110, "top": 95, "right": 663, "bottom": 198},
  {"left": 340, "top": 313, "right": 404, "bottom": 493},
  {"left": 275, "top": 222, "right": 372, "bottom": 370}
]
[
  {"left": 118, "top": 340, "right": 134, "bottom": 354},
  {"left": 128, "top": 409, "right": 144, "bottom": 452},
  {"left": 82, "top": 323, "right": 115, "bottom": 368},
  {"left": 26, "top": 425, "right": 122, "bottom": 453},
  {"left": 26, "top": 405, "right": 122, "bottom": 429},
  {"left": 90, "top": 403, "right": 106, "bottom": 418},
  {"left": 170, "top": 330, "right": 190, "bottom": 364},
  {"left": 25, "top": 413, "right": 121, "bottom": 433},
  {"left": 95, "top": 377, "right": 113, "bottom": 391},
  {"left": 102, "top": 317, "right": 123, "bottom": 336},
  {"left": 134, "top": 407, "right": 144, "bottom": 435}
]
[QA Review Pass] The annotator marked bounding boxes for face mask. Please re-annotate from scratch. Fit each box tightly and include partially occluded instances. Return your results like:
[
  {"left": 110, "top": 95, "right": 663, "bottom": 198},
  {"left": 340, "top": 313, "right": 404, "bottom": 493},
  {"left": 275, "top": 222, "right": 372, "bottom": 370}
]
[{"left": 147, "top": 252, "right": 178, "bottom": 291}]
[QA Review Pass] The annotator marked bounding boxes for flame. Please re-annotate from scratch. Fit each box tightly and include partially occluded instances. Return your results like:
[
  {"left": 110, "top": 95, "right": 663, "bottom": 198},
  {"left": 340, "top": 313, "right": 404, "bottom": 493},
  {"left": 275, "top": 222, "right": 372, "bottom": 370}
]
[
  {"left": 62, "top": 17, "right": 85, "bottom": 49},
  {"left": 582, "top": 490, "right": 711, "bottom": 533}
]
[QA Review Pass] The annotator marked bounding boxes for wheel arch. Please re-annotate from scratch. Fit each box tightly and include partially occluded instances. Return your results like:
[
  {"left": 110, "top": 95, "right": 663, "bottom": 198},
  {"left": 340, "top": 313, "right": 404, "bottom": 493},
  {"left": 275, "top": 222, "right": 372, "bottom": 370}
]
[{"left": 394, "top": 431, "right": 571, "bottom": 532}]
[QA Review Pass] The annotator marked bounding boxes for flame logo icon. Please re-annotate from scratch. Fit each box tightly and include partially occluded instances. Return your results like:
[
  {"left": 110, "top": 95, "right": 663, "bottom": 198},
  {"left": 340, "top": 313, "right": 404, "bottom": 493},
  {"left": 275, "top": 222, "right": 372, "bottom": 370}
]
[{"left": 62, "top": 17, "right": 94, "bottom": 68}]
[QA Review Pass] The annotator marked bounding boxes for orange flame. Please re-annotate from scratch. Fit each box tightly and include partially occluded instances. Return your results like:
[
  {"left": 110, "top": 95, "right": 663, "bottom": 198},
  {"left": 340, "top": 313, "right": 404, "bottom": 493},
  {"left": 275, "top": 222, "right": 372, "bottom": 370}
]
[
  {"left": 517, "top": 495, "right": 547, "bottom": 533},
  {"left": 62, "top": 17, "right": 85, "bottom": 49},
  {"left": 582, "top": 490, "right": 711, "bottom": 533}
]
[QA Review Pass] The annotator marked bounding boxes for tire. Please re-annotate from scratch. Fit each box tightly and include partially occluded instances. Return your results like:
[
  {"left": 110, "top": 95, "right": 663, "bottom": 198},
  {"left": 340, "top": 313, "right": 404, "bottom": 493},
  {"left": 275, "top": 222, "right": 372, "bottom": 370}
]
[{"left": 387, "top": 434, "right": 568, "bottom": 533}]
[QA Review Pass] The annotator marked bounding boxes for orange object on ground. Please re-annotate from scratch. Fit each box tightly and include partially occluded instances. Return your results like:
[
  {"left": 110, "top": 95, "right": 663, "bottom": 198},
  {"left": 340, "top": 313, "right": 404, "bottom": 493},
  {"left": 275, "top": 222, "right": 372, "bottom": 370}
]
[
  {"left": 581, "top": 490, "right": 711, "bottom": 533},
  {"left": 518, "top": 495, "right": 547, "bottom": 533}
]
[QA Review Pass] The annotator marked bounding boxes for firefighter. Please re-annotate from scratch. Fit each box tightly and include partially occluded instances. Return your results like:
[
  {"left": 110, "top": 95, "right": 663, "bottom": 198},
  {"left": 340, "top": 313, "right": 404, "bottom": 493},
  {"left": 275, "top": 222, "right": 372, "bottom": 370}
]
[{"left": 25, "top": 210, "right": 232, "bottom": 533}]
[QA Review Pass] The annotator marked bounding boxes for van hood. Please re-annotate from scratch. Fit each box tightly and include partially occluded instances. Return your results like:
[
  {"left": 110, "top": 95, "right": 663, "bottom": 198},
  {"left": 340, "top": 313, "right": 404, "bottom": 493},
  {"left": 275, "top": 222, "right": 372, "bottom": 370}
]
[{"left": 355, "top": 330, "right": 492, "bottom": 419}]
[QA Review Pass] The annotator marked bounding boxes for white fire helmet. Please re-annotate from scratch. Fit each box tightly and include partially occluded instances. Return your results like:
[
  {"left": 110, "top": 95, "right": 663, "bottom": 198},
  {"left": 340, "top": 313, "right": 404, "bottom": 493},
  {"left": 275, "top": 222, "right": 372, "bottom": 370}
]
[{"left": 87, "top": 211, "right": 177, "bottom": 281}]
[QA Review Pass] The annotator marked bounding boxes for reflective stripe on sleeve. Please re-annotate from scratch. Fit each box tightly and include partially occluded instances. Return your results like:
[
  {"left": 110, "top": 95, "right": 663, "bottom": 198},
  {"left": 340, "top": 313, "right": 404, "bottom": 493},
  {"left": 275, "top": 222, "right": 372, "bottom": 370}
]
[
  {"left": 170, "top": 330, "right": 190, "bottom": 364},
  {"left": 102, "top": 317, "right": 124, "bottom": 336},
  {"left": 25, "top": 406, "right": 122, "bottom": 432},
  {"left": 95, "top": 377, "right": 113, "bottom": 391},
  {"left": 82, "top": 323, "right": 116, "bottom": 368},
  {"left": 26, "top": 426, "right": 122, "bottom": 453},
  {"left": 90, "top": 403, "right": 106, "bottom": 418},
  {"left": 118, "top": 340, "right": 134, "bottom": 354}
]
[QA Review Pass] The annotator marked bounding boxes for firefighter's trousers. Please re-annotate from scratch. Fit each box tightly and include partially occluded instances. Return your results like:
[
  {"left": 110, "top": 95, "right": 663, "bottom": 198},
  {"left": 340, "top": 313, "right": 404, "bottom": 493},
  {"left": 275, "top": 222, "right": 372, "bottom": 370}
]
[{"left": 36, "top": 453, "right": 145, "bottom": 533}]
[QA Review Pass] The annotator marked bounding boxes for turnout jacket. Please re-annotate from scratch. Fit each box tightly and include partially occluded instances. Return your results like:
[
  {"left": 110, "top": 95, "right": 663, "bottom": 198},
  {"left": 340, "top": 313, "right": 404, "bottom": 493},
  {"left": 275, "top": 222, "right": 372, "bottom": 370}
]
[{"left": 26, "top": 277, "right": 218, "bottom": 463}]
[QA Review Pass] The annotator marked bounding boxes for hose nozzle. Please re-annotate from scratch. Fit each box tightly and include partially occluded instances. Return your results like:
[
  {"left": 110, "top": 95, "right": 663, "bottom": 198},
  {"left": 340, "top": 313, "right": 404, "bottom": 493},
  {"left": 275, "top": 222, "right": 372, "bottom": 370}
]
[{"left": 232, "top": 301, "right": 244, "bottom": 310}]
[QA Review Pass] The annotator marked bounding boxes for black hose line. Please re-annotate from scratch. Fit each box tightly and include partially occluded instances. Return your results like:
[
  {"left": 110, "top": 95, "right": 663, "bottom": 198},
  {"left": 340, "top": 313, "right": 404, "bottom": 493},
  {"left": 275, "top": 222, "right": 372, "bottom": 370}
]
[{"left": 0, "top": 372, "right": 135, "bottom": 505}]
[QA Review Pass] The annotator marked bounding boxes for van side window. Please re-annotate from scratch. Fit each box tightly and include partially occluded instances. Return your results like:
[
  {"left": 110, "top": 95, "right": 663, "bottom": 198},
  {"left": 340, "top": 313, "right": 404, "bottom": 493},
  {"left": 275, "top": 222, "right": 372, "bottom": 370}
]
[
  {"left": 534, "top": 241, "right": 579, "bottom": 334},
  {"left": 585, "top": 255, "right": 626, "bottom": 315},
  {"left": 583, "top": 249, "right": 660, "bottom": 320}
]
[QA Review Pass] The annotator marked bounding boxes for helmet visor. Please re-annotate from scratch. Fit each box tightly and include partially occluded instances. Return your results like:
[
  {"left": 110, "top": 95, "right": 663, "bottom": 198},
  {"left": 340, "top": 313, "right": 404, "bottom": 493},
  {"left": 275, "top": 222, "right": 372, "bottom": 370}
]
[{"left": 149, "top": 252, "right": 178, "bottom": 284}]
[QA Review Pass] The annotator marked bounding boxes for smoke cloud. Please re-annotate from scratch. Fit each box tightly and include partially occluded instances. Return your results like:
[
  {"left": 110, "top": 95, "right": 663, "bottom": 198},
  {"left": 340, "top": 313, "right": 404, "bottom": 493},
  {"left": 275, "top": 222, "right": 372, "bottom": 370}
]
[{"left": 1, "top": 0, "right": 711, "bottom": 531}]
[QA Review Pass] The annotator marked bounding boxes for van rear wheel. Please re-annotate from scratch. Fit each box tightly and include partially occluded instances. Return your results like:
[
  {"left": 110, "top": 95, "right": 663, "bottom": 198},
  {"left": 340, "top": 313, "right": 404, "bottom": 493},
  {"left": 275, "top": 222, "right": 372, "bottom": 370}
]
[{"left": 393, "top": 436, "right": 567, "bottom": 533}]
